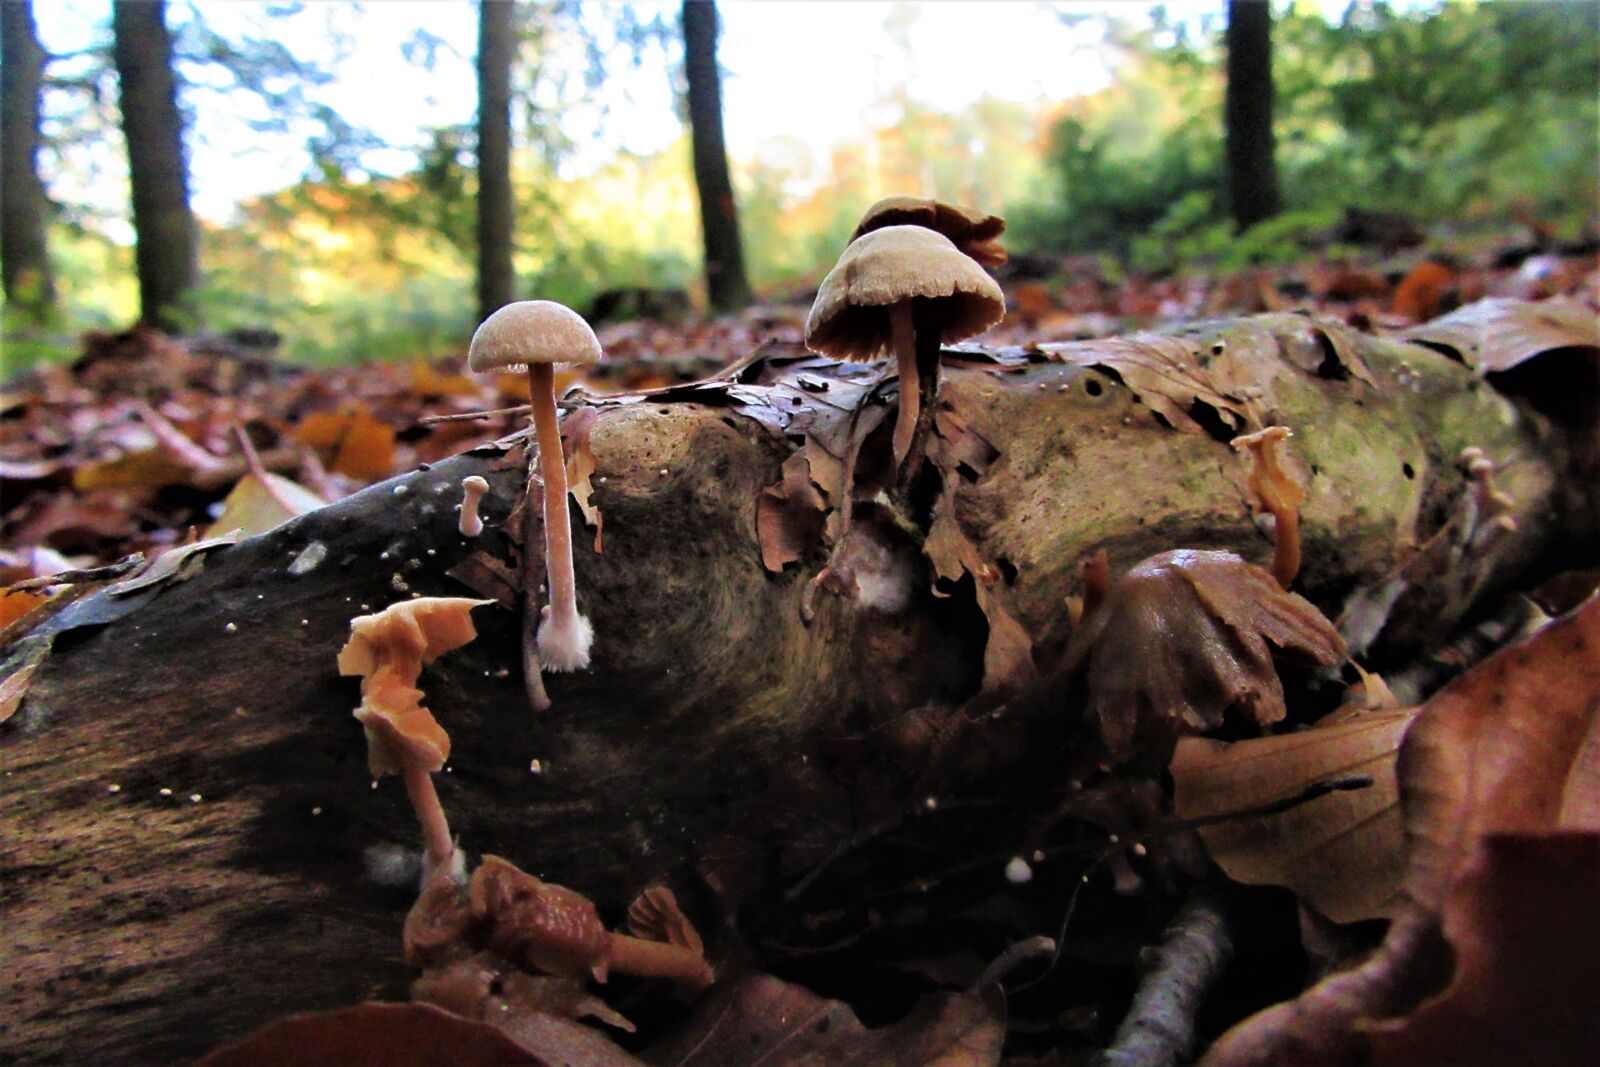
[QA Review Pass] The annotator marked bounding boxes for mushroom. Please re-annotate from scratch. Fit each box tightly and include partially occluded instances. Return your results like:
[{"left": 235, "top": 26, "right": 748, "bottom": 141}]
[
  {"left": 458, "top": 475, "right": 490, "bottom": 537},
  {"left": 1230, "top": 426, "right": 1305, "bottom": 589},
  {"left": 338, "top": 597, "right": 490, "bottom": 881},
  {"left": 1064, "top": 549, "right": 1346, "bottom": 766},
  {"left": 805, "top": 225, "right": 1005, "bottom": 480},
  {"left": 468, "top": 855, "right": 714, "bottom": 992},
  {"left": 467, "top": 301, "right": 603, "bottom": 676},
  {"left": 850, "top": 194, "right": 1008, "bottom": 268}
]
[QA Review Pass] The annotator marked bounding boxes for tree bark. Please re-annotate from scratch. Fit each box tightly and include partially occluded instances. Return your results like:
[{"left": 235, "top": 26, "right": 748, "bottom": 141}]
[
  {"left": 1224, "top": 0, "right": 1281, "bottom": 231},
  {"left": 682, "top": 0, "right": 752, "bottom": 313},
  {"left": 1, "top": 0, "right": 56, "bottom": 319},
  {"left": 112, "top": 0, "right": 200, "bottom": 332},
  {"left": 475, "top": 0, "right": 516, "bottom": 324},
  {"left": 0, "top": 311, "right": 1588, "bottom": 1064}
]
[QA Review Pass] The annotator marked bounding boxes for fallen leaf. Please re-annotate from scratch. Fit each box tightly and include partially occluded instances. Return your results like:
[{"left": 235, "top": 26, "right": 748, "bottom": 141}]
[
  {"left": 409, "top": 361, "right": 484, "bottom": 399},
  {"left": 106, "top": 531, "right": 242, "bottom": 597},
  {"left": 293, "top": 408, "right": 397, "bottom": 480},
  {"left": 0, "top": 589, "right": 49, "bottom": 630},
  {"left": 0, "top": 634, "right": 53, "bottom": 724},
  {"left": 642, "top": 972, "right": 1006, "bottom": 1067},
  {"left": 1368, "top": 832, "right": 1600, "bottom": 1067},
  {"left": 562, "top": 407, "right": 603, "bottom": 552},
  {"left": 205, "top": 471, "right": 326, "bottom": 539},
  {"left": 757, "top": 452, "right": 827, "bottom": 572},
  {"left": 1390, "top": 261, "right": 1456, "bottom": 323},
  {"left": 71, "top": 446, "right": 197, "bottom": 492},
  {"left": 1172, "top": 708, "right": 1416, "bottom": 923},
  {"left": 1204, "top": 594, "right": 1600, "bottom": 1065},
  {"left": 1400, "top": 295, "right": 1599, "bottom": 374},
  {"left": 1038, "top": 333, "right": 1248, "bottom": 434},
  {"left": 192, "top": 1002, "right": 547, "bottom": 1067}
]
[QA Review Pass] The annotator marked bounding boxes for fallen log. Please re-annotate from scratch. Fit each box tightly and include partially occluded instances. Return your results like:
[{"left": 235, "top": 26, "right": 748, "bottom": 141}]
[{"left": 0, "top": 306, "right": 1591, "bottom": 1064}]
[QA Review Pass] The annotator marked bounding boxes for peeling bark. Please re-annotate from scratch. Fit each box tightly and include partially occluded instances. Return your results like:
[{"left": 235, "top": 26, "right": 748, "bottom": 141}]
[{"left": 0, "top": 312, "right": 1588, "bottom": 1064}]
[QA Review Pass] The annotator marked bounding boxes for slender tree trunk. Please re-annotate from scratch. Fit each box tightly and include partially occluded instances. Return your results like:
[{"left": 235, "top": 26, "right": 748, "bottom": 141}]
[
  {"left": 682, "top": 0, "right": 752, "bottom": 313},
  {"left": 476, "top": 0, "right": 515, "bottom": 324},
  {"left": 1, "top": 0, "right": 56, "bottom": 319},
  {"left": 112, "top": 0, "right": 200, "bottom": 332},
  {"left": 1224, "top": 0, "right": 1281, "bottom": 232}
]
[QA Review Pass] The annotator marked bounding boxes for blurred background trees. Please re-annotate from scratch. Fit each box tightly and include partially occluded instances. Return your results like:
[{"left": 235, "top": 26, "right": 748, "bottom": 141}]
[{"left": 3, "top": 0, "right": 1596, "bottom": 373}]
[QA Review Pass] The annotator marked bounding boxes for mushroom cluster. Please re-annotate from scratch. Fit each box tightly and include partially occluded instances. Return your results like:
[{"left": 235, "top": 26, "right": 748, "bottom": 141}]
[{"left": 467, "top": 300, "right": 604, "bottom": 692}]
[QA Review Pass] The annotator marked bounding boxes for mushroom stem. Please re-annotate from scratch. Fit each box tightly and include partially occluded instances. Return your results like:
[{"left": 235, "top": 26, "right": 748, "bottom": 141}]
[
  {"left": 895, "top": 299, "right": 946, "bottom": 494},
  {"left": 1269, "top": 507, "right": 1301, "bottom": 592},
  {"left": 889, "top": 300, "right": 918, "bottom": 471},
  {"left": 402, "top": 761, "right": 454, "bottom": 876},
  {"left": 527, "top": 362, "right": 592, "bottom": 673},
  {"left": 606, "top": 932, "right": 714, "bottom": 991}
]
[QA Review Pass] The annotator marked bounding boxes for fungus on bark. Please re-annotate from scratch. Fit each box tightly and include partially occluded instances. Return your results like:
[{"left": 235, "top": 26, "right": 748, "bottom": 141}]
[
  {"left": 468, "top": 856, "right": 714, "bottom": 992},
  {"left": 805, "top": 225, "right": 1005, "bottom": 480},
  {"left": 851, "top": 194, "right": 1008, "bottom": 268},
  {"left": 337, "top": 597, "right": 490, "bottom": 881},
  {"left": 1064, "top": 550, "right": 1346, "bottom": 766},
  {"left": 467, "top": 301, "right": 603, "bottom": 679},
  {"left": 458, "top": 475, "right": 489, "bottom": 537},
  {"left": 1231, "top": 426, "right": 1306, "bottom": 589}
]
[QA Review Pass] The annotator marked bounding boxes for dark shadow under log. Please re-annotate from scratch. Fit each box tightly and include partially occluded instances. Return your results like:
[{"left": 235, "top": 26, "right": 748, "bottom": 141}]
[{"left": 0, "top": 311, "right": 1588, "bottom": 1064}]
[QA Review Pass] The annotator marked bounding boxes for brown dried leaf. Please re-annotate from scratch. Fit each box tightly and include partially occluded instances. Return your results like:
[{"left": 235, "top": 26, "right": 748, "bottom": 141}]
[
  {"left": 1400, "top": 295, "right": 1599, "bottom": 374},
  {"left": 1204, "top": 595, "right": 1600, "bottom": 1066},
  {"left": 1172, "top": 709, "right": 1415, "bottom": 923},
  {"left": 757, "top": 452, "right": 827, "bottom": 573},
  {"left": 0, "top": 634, "right": 52, "bottom": 724},
  {"left": 1368, "top": 833, "right": 1600, "bottom": 1067},
  {"left": 1038, "top": 334, "right": 1248, "bottom": 434},
  {"left": 562, "top": 407, "right": 603, "bottom": 552},
  {"left": 643, "top": 972, "right": 1005, "bottom": 1067},
  {"left": 192, "top": 1002, "right": 549, "bottom": 1067},
  {"left": 204, "top": 471, "right": 325, "bottom": 539},
  {"left": 293, "top": 407, "right": 397, "bottom": 480}
]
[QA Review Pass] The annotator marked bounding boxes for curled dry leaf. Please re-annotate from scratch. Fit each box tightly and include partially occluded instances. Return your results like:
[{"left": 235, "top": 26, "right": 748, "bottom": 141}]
[
  {"left": 627, "top": 885, "right": 704, "bottom": 956},
  {"left": 1066, "top": 549, "right": 1346, "bottom": 764},
  {"left": 1400, "top": 295, "right": 1599, "bottom": 374},
  {"left": 1172, "top": 708, "right": 1416, "bottom": 924},
  {"left": 1037, "top": 333, "right": 1248, "bottom": 435},
  {"left": 469, "top": 854, "right": 615, "bottom": 983},
  {"left": 850, "top": 194, "right": 1009, "bottom": 269},
  {"left": 1203, "top": 594, "right": 1600, "bottom": 1066},
  {"left": 756, "top": 452, "right": 827, "bottom": 573},
  {"left": 561, "top": 407, "right": 604, "bottom": 552}
]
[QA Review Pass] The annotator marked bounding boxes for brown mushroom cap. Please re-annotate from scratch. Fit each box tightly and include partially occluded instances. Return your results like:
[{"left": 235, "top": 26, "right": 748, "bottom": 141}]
[
  {"left": 851, "top": 195, "right": 1007, "bottom": 268},
  {"left": 805, "top": 226, "right": 1006, "bottom": 361},
  {"left": 1066, "top": 549, "right": 1346, "bottom": 764},
  {"left": 467, "top": 300, "right": 603, "bottom": 374}
]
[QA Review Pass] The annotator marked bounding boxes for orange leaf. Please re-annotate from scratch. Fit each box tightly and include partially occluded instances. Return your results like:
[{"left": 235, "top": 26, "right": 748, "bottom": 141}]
[
  {"left": 0, "top": 589, "right": 48, "bottom": 630},
  {"left": 293, "top": 408, "right": 396, "bottom": 480},
  {"left": 1390, "top": 261, "right": 1455, "bottom": 322},
  {"left": 408, "top": 362, "right": 482, "bottom": 399}
]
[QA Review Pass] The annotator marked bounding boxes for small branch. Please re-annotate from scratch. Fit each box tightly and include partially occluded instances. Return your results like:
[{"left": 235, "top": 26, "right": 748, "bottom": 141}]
[
  {"left": 418, "top": 404, "right": 532, "bottom": 425},
  {"left": 1091, "top": 891, "right": 1236, "bottom": 1067}
]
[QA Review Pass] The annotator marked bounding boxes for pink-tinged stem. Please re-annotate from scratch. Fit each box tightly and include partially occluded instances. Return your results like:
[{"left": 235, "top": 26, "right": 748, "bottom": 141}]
[
  {"left": 607, "top": 932, "right": 714, "bottom": 990},
  {"left": 889, "top": 301, "right": 918, "bottom": 470},
  {"left": 402, "top": 762, "right": 453, "bottom": 874},
  {"left": 528, "top": 363, "right": 578, "bottom": 638}
]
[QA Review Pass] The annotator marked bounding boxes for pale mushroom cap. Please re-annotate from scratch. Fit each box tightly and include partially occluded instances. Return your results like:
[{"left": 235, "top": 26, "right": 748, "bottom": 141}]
[
  {"left": 467, "top": 300, "right": 603, "bottom": 373},
  {"left": 805, "top": 226, "right": 1007, "bottom": 361}
]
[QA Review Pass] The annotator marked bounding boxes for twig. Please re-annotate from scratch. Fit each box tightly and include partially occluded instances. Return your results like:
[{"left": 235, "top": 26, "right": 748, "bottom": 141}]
[
  {"left": 418, "top": 404, "right": 532, "bottom": 424},
  {"left": 1090, "top": 890, "right": 1236, "bottom": 1067}
]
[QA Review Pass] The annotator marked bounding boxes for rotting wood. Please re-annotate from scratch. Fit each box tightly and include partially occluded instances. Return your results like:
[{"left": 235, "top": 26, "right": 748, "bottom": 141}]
[{"left": 0, "top": 309, "right": 1591, "bottom": 1065}]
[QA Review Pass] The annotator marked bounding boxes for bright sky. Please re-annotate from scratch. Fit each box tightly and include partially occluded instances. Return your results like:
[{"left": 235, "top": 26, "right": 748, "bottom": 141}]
[{"left": 31, "top": 1, "right": 1325, "bottom": 228}]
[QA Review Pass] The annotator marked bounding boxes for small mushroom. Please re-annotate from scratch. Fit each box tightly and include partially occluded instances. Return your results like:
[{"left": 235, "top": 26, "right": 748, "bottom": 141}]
[
  {"left": 1064, "top": 549, "right": 1346, "bottom": 765},
  {"left": 1230, "top": 426, "right": 1306, "bottom": 589},
  {"left": 805, "top": 225, "right": 1005, "bottom": 480},
  {"left": 338, "top": 597, "right": 490, "bottom": 879},
  {"left": 850, "top": 194, "right": 1008, "bottom": 268},
  {"left": 467, "top": 301, "right": 603, "bottom": 677},
  {"left": 458, "top": 475, "right": 490, "bottom": 537}
]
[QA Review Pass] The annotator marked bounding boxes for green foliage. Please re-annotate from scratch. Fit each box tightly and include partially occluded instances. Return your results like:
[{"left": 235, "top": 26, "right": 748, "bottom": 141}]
[{"left": 1025, "top": 0, "right": 1600, "bottom": 255}]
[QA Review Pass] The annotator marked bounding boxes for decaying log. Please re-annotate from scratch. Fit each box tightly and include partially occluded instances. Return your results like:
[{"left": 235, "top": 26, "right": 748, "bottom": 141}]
[{"left": 0, "top": 309, "right": 1590, "bottom": 1064}]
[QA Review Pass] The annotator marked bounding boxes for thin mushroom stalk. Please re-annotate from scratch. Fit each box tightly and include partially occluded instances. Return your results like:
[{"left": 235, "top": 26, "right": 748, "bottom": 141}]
[
  {"left": 528, "top": 362, "right": 593, "bottom": 671},
  {"left": 890, "top": 301, "right": 918, "bottom": 470}
]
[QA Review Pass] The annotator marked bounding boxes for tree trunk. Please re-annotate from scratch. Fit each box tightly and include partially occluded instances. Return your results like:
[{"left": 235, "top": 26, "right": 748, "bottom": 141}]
[
  {"left": 475, "top": 0, "right": 516, "bottom": 324},
  {"left": 682, "top": 0, "right": 752, "bottom": 313},
  {"left": 1, "top": 0, "right": 56, "bottom": 319},
  {"left": 112, "top": 0, "right": 199, "bottom": 332},
  {"left": 1, "top": 310, "right": 1589, "bottom": 1064},
  {"left": 1224, "top": 0, "right": 1281, "bottom": 232}
]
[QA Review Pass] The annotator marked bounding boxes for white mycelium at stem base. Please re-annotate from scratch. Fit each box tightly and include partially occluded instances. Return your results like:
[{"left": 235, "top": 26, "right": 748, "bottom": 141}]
[{"left": 467, "top": 301, "right": 603, "bottom": 675}]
